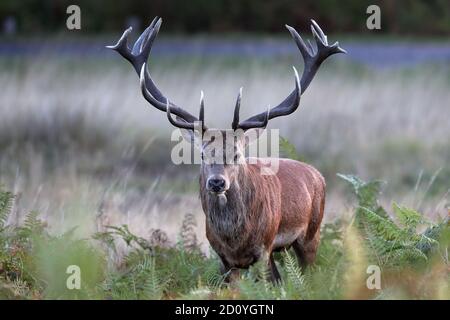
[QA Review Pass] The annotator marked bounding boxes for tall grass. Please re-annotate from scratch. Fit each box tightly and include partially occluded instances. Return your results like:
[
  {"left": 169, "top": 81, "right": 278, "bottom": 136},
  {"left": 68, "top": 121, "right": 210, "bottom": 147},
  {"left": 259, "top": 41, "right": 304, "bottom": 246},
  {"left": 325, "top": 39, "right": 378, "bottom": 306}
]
[
  {"left": 0, "top": 172, "right": 448, "bottom": 299},
  {"left": 0, "top": 54, "right": 449, "bottom": 253}
]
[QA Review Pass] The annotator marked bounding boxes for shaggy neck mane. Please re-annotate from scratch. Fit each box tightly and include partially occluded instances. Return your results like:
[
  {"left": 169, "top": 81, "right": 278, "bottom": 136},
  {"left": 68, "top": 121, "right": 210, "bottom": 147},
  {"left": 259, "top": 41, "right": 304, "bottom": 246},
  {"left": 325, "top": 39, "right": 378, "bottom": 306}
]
[{"left": 200, "top": 164, "right": 257, "bottom": 245}]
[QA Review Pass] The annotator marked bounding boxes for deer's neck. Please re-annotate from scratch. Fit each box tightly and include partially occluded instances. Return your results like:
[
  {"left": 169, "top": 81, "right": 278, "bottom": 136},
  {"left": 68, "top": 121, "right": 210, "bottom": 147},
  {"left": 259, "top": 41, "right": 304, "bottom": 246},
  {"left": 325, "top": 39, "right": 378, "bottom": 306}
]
[{"left": 200, "top": 166, "right": 255, "bottom": 245}]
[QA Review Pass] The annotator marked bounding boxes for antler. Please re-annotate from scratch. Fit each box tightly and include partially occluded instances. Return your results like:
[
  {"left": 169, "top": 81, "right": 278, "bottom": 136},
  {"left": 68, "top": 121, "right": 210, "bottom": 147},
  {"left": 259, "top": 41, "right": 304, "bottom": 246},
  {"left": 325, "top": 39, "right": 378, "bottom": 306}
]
[
  {"left": 166, "top": 92, "right": 205, "bottom": 130},
  {"left": 232, "top": 87, "right": 270, "bottom": 131},
  {"left": 107, "top": 17, "right": 201, "bottom": 126},
  {"left": 234, "top": 20, "right": 346, "bottom": 130}
]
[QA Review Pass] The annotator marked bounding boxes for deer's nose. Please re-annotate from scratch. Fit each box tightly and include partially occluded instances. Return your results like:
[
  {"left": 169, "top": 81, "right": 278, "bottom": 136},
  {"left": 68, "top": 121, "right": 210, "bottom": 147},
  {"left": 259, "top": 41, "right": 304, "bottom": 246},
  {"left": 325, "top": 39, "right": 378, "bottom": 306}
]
[{"left": 207, "top": 177, "right": 226, "bottom": 193}]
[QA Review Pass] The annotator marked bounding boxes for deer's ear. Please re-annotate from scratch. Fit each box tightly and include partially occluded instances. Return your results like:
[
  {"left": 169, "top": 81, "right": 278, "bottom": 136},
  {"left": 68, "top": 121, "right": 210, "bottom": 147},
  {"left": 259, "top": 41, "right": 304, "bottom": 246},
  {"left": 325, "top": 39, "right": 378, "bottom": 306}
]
[
  {"left": 243, "top": 128, "right": 265, "bottom": 147},
  {"left": 180, "top": 129, "right": 202, "bottom": 150}
]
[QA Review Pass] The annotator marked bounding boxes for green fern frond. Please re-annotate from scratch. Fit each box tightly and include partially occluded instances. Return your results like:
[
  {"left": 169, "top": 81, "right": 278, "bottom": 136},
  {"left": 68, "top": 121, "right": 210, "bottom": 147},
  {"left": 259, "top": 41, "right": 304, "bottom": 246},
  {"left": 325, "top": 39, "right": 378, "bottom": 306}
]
[
  {"left": 387, "top": 246, "right": 428, "bottom": 265},
  {"left": 339, "top": 174, "right": 444, "bottom": 268},
  {"left": 139, "top": 257, "right": 164, "bottom": 299},
  {"left": 283, "top": 249, "right": 305, "bottom": 293},
  {"left": 202, "top": 259, "right": 226, "bottom": 291},
  {"left": 104, "top": 252, "right": 165, "bottom": 300},
  {"left": 0, "top": 189, "right": 14, "bottom": 229},
  {"left": 416, "top": 220, "right": 447, "bottom": 254},
  {"left": 24, "top": 211, "right": 42, "bottom": 231},
  {"left": 338, "top": 173, "right": 388, "bottom": 218},
  {"left": 238, "top": 262, "right": 281, "bottom": 300},
  {"left": 392, "top": 202, "right": 429, "bottom": 231},
  {"left": 359, "top": 207, "right": 408, "bottom": 242},
  {"left": 94, "top": 225, "right": 152, "bottom": 251},
  {"left": 279, "top": 136, "right": 303, "bottom": 161}
]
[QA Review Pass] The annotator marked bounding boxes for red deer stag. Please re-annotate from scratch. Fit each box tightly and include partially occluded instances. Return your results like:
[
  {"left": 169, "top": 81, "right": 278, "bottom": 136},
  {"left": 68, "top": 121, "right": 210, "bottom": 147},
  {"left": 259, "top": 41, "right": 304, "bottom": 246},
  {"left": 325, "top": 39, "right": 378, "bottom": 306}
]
[{"left": 108, "top": 17, "right": 345, "bottom": 282}]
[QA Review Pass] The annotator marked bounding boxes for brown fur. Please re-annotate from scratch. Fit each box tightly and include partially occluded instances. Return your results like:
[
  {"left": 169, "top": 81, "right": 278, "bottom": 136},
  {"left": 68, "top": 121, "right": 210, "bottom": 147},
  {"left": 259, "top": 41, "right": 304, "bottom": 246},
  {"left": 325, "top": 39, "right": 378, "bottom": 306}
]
[
  {"left": 199, "top": 156, "right": 325, "bottom": 281},
  {"left": 109, "top": 16, "right": 342, "bottom": 282}
]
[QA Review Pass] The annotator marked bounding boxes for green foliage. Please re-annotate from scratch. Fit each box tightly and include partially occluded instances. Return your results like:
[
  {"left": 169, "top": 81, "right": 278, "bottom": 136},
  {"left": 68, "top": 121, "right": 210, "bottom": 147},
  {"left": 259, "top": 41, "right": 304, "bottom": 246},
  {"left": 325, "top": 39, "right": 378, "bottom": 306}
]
[
  {"left": 0, "top": 174, "right": 448, "bottom": 299},
  {"left": 338, "top": 173, "right": 447, "bottom": 268},
  {"left": 0, "top": 189, "right": 105, "bottom": 299},
  {"left": 279, "top": 136, "right": 304, "bottom": 162},
  {"left": 236, "top": 252, "right": 308, "bottom": 300},
  {"left": 0, "top": 187, "right": 48, "bottom": 299},
  {"left": 238, "top": 262, "right": 282, "bottom": 299},
  {"left": 282, "top": 250, "right": 306, "bottom": 299},
  {"left": 94, "top": 226, "right": 164, "bottom": 299},
  {"left": 93, "top": 224, "right": 152, "bottom": 253},
  {"left": 102, "top": 254, "right": 164, "bottom": 300},
  {"left": 33, "top": 233, "right": 105, "bottom": 299},
  {"left": 93, "top": 214, "right": 223, "bottom": 299},
  {"left": 0, "top": 188, "right": 13, "bottom": 229},
  {"left": 337, "top": 174, "right": 388, "bottom": 218},
  {"left": 393, "top": 203, "right": 427, "bottom": 231}
]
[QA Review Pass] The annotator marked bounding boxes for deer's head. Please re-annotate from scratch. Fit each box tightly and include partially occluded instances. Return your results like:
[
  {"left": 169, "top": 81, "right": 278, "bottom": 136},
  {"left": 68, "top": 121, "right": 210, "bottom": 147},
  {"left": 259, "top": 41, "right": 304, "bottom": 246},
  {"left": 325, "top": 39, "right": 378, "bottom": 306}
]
[{"left": 107, "top": 17, "right": 345, "bottom": 198}]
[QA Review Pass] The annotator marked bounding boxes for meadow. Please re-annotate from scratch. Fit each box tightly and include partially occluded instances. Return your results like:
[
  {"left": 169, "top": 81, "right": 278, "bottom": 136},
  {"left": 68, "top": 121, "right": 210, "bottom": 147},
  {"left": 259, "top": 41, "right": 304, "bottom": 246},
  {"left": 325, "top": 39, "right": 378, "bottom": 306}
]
[{"left": 0, "top": 43, "right": 449, "bottom": 299}]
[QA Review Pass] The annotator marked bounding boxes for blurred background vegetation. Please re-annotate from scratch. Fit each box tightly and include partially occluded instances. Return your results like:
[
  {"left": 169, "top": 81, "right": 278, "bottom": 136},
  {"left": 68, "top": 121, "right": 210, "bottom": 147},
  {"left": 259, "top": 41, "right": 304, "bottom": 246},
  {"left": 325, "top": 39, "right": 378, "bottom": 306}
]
[
  {"left": 0, "top": 0, "right": 448, "bottom": 264},
  {"left": 1, "top": 0, "right": 449, "bottom": 35},
  {"left": 0, "top": 0, "right": 448, "bottom": 300}
]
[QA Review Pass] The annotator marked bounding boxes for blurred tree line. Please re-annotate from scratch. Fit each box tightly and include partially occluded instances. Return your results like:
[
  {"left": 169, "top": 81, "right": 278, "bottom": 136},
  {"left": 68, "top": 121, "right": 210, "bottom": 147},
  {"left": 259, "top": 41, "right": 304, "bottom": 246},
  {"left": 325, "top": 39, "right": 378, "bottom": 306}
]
[{"left": 1, "top": 0, "right": 449, "bottom": 35}]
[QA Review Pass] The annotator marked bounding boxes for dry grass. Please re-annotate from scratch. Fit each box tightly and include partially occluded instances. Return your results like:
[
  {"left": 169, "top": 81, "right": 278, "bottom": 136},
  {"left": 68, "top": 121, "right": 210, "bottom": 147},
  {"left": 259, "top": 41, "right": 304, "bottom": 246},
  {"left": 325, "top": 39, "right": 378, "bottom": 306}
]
[{"left": 0, "top": 53, "right": 449, "bottom": 248}]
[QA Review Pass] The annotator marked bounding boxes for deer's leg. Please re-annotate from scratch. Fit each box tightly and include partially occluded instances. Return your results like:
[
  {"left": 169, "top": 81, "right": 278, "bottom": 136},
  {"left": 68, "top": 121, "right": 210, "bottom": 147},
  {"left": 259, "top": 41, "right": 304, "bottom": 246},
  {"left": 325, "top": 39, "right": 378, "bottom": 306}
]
[
  {"left": 224, "top": 268, "right": 240, "bottom": 283},
  {"left": 292, "top": 230, "right": 321, "bottom": 269},
  {"left": 269, "top": 253, "right": 281, "bottom": 283},
  {"left": 219, "top": 255, "right": 240, "bottom": 283},
  {"left": 259, "top": 249, "right": 281, "bottom": 283},
  {"left": 293, "top": 191, "right": 324, "bottom": 268}
]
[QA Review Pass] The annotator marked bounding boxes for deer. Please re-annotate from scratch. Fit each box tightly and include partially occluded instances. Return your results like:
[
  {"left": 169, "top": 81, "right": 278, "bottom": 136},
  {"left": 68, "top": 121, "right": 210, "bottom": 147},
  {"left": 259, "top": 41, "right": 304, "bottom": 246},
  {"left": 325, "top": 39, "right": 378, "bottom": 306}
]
[{"left": 108, "top": 17, "right": 345, "bottom": 282}]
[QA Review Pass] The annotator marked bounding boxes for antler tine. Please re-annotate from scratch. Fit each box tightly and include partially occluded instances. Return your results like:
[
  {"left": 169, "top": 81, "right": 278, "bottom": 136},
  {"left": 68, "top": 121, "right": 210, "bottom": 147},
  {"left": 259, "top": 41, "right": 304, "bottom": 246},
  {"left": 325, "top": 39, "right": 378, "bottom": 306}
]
[
  {"left": 236, "top": 67, "right": 300, "bottom": 130},
  {"left": 107, "top": 17, "right": 161, "bottom": 74},
  {"left": 285, "top": 25, "right": 312, "bottom": 60},
  {"left": 108, "top": 17, "right": 199, "bottom": 126},
  {"left": 199, "top": 91, "right": 206, "bottom": 130},
  {"left": 133, "top": 18, "right": 167, "bottom": 103},
  {"left": 236, "top": 20, "right": 345, "bottom": 130},
  {"left": 106, "top": 27, "right": 133, "bottom": 62},
  {"left": 132, "top": 17, "right": 159, "bottom": 56},
  {"left": 312, "top": 20, "right": 327, "bottom": 42},
  {"left": 287, "top": 20, "right": 345, "bottom": 93},
  {"left": 232, "top": 87, "right": 243, "bottom": 130}
]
